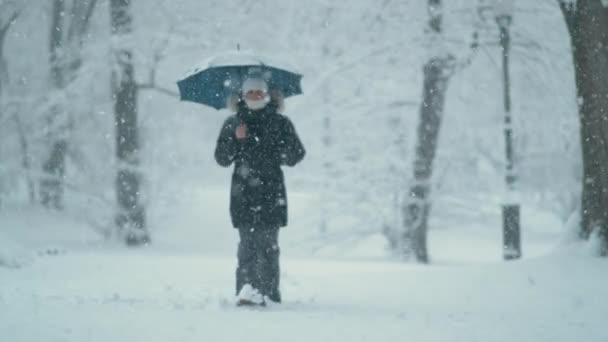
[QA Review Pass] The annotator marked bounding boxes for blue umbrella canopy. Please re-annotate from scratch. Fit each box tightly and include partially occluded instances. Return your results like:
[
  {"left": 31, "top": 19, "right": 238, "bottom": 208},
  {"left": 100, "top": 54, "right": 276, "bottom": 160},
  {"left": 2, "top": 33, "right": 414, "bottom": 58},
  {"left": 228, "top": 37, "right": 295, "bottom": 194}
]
[{"left": 177, "top": 51, "right": 303, "bottom": 110}]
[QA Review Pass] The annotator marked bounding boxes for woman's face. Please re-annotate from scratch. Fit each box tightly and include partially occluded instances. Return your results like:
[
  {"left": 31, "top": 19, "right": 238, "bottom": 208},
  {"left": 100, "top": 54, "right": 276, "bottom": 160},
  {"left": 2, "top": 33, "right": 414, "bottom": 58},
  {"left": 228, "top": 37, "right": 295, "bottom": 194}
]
[
  {"left": 244, "top": 89, "right": 267, "bottom": 101},
  {"left": 243, "top": 89, "right": 270, "bottom": 110}
]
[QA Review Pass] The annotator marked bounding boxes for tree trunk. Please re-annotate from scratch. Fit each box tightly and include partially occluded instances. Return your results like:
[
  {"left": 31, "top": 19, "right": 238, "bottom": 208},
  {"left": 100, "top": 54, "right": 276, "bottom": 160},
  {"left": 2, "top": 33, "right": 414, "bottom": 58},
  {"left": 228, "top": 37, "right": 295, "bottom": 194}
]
[
  {"left": 15, "top": 112, "right": 36, "bottom": 204},
  {"left": 400, "top": 0, "right": 454, "bottom": 263},
  {"left": 320, "top": 10, "right": 333, "bottom": 235},
  {"left": 0, "top": 9, "right": 16, "bottom": 95},
  {"left": 110, "top": 0, "right": 148, "bottom": 246},
  {"left": 401, "top": 57, "right": 452, "bottom": 263},
  {"left": 40, "top": 0, "right": 98, "bottom": 209},
  {"left": 559, "top": 0, "right": 608, "bottom": 256},
  {"left": 40, "top": 0, "right": 67, "bottom": 209},
  {"left": 0, "top": 11, "right": 17, "bottom": 208}
]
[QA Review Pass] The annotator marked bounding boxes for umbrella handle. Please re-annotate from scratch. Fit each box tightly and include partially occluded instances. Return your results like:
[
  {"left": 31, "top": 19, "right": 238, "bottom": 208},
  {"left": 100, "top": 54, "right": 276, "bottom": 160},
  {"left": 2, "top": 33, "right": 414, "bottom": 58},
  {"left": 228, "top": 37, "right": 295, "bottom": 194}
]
[{"left": 236, "top": 123, "right": 248, "bottom": 140}]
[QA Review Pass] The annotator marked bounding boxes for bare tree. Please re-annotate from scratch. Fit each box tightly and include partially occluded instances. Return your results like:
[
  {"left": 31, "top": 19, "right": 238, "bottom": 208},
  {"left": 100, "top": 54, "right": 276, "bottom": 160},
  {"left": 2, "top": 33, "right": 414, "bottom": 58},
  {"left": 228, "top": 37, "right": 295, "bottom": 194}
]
[
  {"left": 398, "top": 0, "right": 455, "bottom": 263},
  {"left": 40, "top": 0, "right": 98, "bottom": 209},
  {"left": 0, "top": 1, "right": 21, "bottom": 207},
  {"left": 0, "top": 4, "right": 19, "bottom": 95},
  {"left": 559, "top": 0, "right": 608, "bottom": 255},
  {"left": 0, "top": 1, "right": 21, "bottom": 118},
  {"left": 110, "top": 0, "right": 148, "bottom": 246},
  {"left": 398, "top": 0, "right": 482, "bottom": 263}
]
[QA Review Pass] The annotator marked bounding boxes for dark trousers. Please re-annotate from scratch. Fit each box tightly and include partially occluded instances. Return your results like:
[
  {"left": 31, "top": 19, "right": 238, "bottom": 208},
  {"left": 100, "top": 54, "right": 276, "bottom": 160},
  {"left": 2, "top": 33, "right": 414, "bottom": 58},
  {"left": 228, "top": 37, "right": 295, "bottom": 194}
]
[{"left": 236, "top": 227, "right": 281, "bottom": 303}]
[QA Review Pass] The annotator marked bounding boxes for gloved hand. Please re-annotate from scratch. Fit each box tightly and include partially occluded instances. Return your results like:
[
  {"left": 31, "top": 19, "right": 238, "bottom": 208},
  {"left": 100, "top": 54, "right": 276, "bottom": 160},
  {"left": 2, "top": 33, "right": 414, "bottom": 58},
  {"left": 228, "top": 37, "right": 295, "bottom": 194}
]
[{"left": 236, "top": 124, "right": 247, "bottom": 140}]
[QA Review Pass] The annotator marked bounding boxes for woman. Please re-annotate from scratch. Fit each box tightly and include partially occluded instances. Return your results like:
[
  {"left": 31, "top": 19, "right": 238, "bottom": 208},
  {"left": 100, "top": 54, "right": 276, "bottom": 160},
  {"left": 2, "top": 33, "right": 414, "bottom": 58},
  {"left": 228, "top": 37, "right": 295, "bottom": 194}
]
[{"left": 214, "top": 73, "right": 305, "bottom": 306}]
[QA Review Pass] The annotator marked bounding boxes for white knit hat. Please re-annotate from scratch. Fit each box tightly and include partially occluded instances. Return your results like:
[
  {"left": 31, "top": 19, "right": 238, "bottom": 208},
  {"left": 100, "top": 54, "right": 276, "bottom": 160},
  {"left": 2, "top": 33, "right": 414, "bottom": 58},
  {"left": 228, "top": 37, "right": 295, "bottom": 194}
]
[{"left": 241, "top": 77, "right": 268, "bottom": 95}]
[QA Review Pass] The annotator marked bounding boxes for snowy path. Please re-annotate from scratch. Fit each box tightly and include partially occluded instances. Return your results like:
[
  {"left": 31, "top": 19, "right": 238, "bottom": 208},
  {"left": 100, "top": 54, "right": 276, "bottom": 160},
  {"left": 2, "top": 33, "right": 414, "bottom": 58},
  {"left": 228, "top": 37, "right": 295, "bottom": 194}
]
[
  {"left": 1, "top": 188, "right": 607, "bottom": 341},
  {"left": 1, "top": 250, "right": 606, "bottom": 342}
]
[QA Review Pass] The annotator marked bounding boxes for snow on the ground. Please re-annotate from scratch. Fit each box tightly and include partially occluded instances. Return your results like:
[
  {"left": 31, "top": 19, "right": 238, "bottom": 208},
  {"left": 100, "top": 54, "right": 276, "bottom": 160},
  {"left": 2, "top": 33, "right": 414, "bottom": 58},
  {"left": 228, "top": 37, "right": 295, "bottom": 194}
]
[
  {"left": 1, "top": 188, "right": 607, "bottom": 342},
  {"left": 0, "top": 233, "right": 32, "bottom": 269}
]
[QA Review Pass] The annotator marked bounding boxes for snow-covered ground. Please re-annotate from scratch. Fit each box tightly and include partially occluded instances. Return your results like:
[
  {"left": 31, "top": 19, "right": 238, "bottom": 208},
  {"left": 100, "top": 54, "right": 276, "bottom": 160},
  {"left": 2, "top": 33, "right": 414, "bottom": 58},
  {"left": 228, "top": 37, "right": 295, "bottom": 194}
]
[
  {"left": 1, "top": 187, "right": 606, "bottom": 342},
  {"left": 1, "top": 1, "right": 604, "bottom": 340}
]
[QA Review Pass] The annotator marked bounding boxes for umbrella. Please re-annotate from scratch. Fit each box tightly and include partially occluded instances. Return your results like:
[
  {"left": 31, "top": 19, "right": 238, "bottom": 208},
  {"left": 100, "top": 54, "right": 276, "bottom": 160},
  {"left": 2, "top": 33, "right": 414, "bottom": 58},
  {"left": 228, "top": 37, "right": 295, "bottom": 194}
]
[{"left": 177, "top": 51, "right": 303, "bottom": 110}]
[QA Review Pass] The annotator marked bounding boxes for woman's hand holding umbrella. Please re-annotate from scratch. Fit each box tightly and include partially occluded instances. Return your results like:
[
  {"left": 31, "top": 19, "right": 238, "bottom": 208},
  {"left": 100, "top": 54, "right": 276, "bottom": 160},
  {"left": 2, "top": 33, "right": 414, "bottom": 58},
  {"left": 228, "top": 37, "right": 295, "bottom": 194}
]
[{"left": 236, "top": 124, "right": 248, "bottom": 140}]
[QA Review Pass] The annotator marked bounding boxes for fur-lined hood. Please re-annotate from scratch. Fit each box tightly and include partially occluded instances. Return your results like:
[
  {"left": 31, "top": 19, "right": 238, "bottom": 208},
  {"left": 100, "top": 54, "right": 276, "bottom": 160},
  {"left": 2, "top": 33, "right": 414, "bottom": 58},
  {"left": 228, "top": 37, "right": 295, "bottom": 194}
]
[{"left": 227, "top": 89, "right": 285, "bottom": 113}]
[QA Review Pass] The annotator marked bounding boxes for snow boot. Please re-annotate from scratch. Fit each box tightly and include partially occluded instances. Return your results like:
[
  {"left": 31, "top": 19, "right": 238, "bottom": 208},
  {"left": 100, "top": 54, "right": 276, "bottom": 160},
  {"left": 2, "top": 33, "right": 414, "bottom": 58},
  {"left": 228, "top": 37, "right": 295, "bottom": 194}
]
[{"left": 236, "top": 284, "right": 265, "bottom": 307}]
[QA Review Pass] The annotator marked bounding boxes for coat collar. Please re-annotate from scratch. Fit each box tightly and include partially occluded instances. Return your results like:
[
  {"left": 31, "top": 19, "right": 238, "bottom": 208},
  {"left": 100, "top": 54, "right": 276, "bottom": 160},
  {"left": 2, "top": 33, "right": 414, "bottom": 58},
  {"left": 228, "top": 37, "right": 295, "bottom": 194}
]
[
  {"left": 237, "top": 101, "right": 278, "bottom": 124},
  {"left": 227, "top": 90, "right": 285, "bottom": 115}
]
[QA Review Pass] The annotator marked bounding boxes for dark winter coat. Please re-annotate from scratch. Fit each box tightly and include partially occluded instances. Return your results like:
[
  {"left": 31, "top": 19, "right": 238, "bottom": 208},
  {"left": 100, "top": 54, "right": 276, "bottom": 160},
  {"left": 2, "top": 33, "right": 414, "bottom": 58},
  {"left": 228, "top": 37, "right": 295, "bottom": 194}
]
[{"left": 215, "top": 100, "right": 305, "bottom": 229}]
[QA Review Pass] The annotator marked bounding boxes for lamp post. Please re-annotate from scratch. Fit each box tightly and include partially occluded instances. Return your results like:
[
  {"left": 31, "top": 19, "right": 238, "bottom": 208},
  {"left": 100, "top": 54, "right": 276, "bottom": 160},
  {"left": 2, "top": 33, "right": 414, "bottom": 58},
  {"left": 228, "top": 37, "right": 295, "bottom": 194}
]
[{"left": 495, "top": 0, "right": 521, "bottom": 260}]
